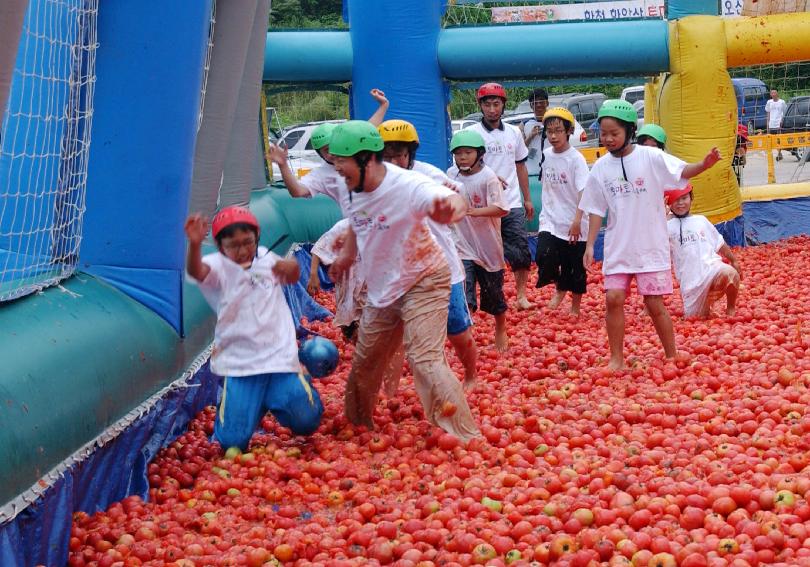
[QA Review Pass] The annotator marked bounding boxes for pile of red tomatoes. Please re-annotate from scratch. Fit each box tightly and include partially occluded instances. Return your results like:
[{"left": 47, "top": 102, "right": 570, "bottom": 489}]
[{"left": 69, "top": 237, "right": 810, "bottom": 566}]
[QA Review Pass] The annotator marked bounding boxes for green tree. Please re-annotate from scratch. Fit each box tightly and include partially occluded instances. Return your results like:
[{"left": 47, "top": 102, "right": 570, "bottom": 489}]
[{"left": 269, "top": 0, "right": 345, "bottom": 29}]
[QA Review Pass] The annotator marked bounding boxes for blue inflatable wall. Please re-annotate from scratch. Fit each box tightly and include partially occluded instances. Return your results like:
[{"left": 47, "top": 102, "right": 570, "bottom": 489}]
[
  {"left": 78, "top": 0, "right": 214, "bottom": 334},
  {"left": 346, "top": 0, "right": 450, "bottom": 169}
]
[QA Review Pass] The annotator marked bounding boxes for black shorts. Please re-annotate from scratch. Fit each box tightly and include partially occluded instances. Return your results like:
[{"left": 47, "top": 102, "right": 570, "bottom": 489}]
[
  {"left": 501, "top": 207, "right": 532, "bottom": 271},
  {"left": 463, "top": 260, "right": 507, "bottom": 316},
  {"left": 535, "top": 231, "right": 587, "bottom": 294}
]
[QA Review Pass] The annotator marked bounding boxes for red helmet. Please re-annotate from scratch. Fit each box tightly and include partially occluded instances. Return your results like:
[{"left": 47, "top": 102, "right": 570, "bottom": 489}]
[
  {"left": 664, "top": 183, "right": 693, "bottom": 206},
  {"left": 737, "top": 123, "right": 749, "bottom": 140},
  {"left": 211, "top": 206, "right": 260, "bottom": 239},
  {"left": 476, "top": 82, "right": 507, "bottom": 102}
]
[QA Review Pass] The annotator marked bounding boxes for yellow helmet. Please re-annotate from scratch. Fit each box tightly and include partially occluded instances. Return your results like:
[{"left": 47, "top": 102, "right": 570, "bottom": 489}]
[
  {"left": 542, "top": 107, "right": 575, "bottom": 126},
  {"left": 378, "top": 119, "right": 420, "bottom": 144}
]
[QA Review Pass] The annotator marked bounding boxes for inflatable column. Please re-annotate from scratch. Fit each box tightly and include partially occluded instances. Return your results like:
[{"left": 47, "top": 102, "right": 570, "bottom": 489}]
[
  {"left": 346, "top": 0, "right": 450, "bottom": 168},
  {"left": 80, "top": 1, "right": 214, "bottom": 333},
  {"left": 659, "top": 16, "right": 739, "bottom": 224}
]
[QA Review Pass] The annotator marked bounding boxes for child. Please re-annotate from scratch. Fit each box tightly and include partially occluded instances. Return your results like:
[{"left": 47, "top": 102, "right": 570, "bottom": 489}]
[
  {"left": 308, "top": 218, "right": 365, "bottom": 341},
  {"left": 534, "top": 107, "right": 591, "bottom": 315},
  {"left": 732, "top": 123, "right": 749, "bottom": 185},
  {"left": 267, "top": 89, "right": 390, "bottom": 214},
  {"left": 328, "top": 120, "right": 480, "bottom": 442},
  {"left": 636, "top": 124, "right": 667, "bottom": 150},
  {"left": 448, "top": 129, "right": 510, "bottom": 360},
  {"left": 468, "top": 82, "right": 534, "bottom": 310},
  {"left": 522, "top": 88, "right": 550, "bottom": 177},
  {"left": 580, "top": 100, "right": 721, "bottom": 370},
  {"left": 665, "top": 184, "right": 742, "bottom": 317},
  {"left": 185, "top": 206, "right": 324, "bottom": 450},
  {"left": 377, "top": 119, "right": 477, "bottom": 386}
]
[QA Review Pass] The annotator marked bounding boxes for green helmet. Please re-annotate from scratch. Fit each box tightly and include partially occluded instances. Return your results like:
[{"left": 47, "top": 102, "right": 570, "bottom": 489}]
[
  {"left": 310, "top": 122, "right": 337, "bottom": 150},
  {"left": 328, "top": 120, "right": 384, "bottom": 156},
  {"left": 450, "top": 129, "right": 486, "bottom": 152},
  {"left": 637, "top": 124, "right": 667, "bottom": 145},
  {"left": 598, "top": 99, "right": 638, "bottom": 125}
]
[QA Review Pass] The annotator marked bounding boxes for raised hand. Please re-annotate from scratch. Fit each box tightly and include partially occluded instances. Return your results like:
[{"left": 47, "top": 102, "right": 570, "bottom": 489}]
[{"left": 184, "top": 214, "right": 208, "bottom": 246}]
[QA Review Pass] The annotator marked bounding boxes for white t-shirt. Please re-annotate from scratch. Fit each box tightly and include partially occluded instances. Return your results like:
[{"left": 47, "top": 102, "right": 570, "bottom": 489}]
[
  {"left": 312, "top": 219, "right": 365, "bottom": 327},
  {"left": 412, "top": 160, "right": 465, "bottom": 284},
  {"left": 347, "top": 163, "right": 454, "bottom": 308},
  {"left": 448, "top": 164, "right": 508, "bottom": 272},
  {"left": 579, "top": 145, "right": 687, "bottom": 275},
  {"left": 192, "top": 247, "right": 300, "bottom": 377},
  {"left": 539, "top": 146, "right": 590, "bottom": 241},
  {"left": 667, "top": 215, "right": 726, "bottom": 293},
  {"left": 522, "top": 118, "right": 546, "bottom": 176},
  {"left": 467, "top": 121, "right": 529, "bottom": 210},
  {"left": 765, "top": 98, "right": 786, "bottom": 129},
  {"left": 300, "top": 162, "right": 350, "bottom": 215},
  {"left": 311, "top": 218, "right": 351, "bottom": 265}
]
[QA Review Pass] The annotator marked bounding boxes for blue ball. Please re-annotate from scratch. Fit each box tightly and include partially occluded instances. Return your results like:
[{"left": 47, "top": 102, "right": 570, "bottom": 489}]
[{"left": 299, "top": 336, "right": 339, "bottom": 378}]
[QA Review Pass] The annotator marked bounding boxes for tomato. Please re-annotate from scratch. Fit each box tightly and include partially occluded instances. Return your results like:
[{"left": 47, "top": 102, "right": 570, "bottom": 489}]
[{"left": 66, "top": 238, "right": 810, "bottom": 565}]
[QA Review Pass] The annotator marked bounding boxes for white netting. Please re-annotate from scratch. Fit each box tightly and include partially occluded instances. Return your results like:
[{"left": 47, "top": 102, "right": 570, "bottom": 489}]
[{"left": 0, "top": 0, "right": 98, "bottom": 302}]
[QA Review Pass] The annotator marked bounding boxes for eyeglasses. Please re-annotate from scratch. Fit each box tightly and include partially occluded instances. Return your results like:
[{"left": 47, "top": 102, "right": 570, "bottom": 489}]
[
  {"left": 221, "top": 237, "right": 257, "bottom": 252},
  {"left": 530, "top": 100, "right": 549, "bottom": 108}
]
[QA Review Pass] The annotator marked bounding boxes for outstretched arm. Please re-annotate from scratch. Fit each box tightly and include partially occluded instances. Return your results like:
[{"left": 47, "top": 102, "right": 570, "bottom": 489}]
[
  {"left": 267, "top": 144, "right": 312, "bottom": 198},
  {"left": 185, "top": 214, "right": 211, "bottom": 282},
  {"left": 367, "top": 89, "right": 390, "bottom": 127},
  {"left": 467, "top": 205, "right": 508, "bottom": 218},
  {"left": 682, "top": 147, "right": 721, "bottom": 179}
]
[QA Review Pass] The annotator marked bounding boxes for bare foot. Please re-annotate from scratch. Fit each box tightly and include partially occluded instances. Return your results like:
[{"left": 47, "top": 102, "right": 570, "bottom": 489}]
[
  {"left": 548, "top": 291, "right": 565, "bottom": 310},
  {"left": 495, "top": 328, "right": 509, "bottom": 352},
  {"left": 515, "top": 296, "right": 533, "bottom": 310},
  {"left": 726, "top": 306, "right": 736, "bottom": 316},
  {"left": 570, "top": 306, "right": 581, "bottom": 316},
  {"left": 607, "top": 357, "right": 625, "bottom": 371}
]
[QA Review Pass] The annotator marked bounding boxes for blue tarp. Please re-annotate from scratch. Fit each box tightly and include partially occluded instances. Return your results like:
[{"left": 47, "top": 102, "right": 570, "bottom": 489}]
[
  {"left": 743, "top": 197, "right": 810, "bottom": 245},
  {"left": 0, "top": 364, "right": 220, "bottom": 567}
]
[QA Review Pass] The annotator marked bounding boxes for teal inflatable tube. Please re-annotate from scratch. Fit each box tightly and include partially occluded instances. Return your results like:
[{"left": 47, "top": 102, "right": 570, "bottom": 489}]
[
  {"left": 0, "top": 275, "right": 215, "bottom": 508},
  {"left": 264, "top": 31, "right": 352, "bottom": 83},
  {"left": 438, "top": 20, "right": 670, "bottom": 79}
]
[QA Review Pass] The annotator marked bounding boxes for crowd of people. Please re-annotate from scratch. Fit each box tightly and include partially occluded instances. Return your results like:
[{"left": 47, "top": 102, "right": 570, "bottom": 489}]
[{"left": 183, "top": 83, "right": 744, "bottom": 447}]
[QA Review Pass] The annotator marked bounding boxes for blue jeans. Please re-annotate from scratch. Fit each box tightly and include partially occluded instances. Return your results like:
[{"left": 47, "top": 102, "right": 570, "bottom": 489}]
[{"left": 214, "top": 372, "right": 324, "bottom": 450}]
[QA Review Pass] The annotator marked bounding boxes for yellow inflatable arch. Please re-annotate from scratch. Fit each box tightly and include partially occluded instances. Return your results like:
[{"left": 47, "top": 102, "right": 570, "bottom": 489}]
[{"left": 649, "top": 13, "right": 810, "bottom": 223}]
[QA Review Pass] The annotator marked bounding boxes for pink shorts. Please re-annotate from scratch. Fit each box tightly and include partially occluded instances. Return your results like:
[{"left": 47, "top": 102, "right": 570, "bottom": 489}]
[{"left": 604, "top": 270, "right": 673, "bottom": 296}]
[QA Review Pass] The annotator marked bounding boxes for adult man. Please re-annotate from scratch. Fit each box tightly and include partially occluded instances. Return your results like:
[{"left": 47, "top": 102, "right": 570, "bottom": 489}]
[
  {"left": 765, "top": 88, "right": 787, "bottom": 161},
  {"left": 522, "top": 88, "right": 549, "bottom": 177},
  {"left": 468, "top": 83, "right": 534, "bottom": 310}
]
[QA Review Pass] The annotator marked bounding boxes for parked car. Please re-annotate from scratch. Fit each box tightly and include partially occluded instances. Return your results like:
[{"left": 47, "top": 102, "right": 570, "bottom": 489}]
[
  {"left": 634, "top": 100, "right": 645, "bottom": 130},
  {"left": 781, "top": 95, "right": 810, "bottom": 160},
  {"left": 270, "top": 119, "right": 344, "bottom": 179},
  {"left": 621, "top": 85, "right": 645, "bottom": 105},
  {"left": 451, "top": 118, "right": 478, "bottom": 132},
  {"left": 513, "top": 93, "right": 606, "bottom": 138},
  {"left": 500, "top": 112, "right": 589, "bottom": 148},
  {"left": 732, "top": 77, "right": 768, "bottom": 132}
]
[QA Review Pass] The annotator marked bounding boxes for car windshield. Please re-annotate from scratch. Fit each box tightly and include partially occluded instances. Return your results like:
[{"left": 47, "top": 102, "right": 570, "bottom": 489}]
[{"left": 624, "top": 90, "right": 644, "bottom": 104}]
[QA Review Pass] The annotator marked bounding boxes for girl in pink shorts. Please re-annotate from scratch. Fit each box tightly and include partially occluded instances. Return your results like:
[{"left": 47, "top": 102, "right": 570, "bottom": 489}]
[{"left": 579, "top": 100, "right": 721, "bottom": 370}]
